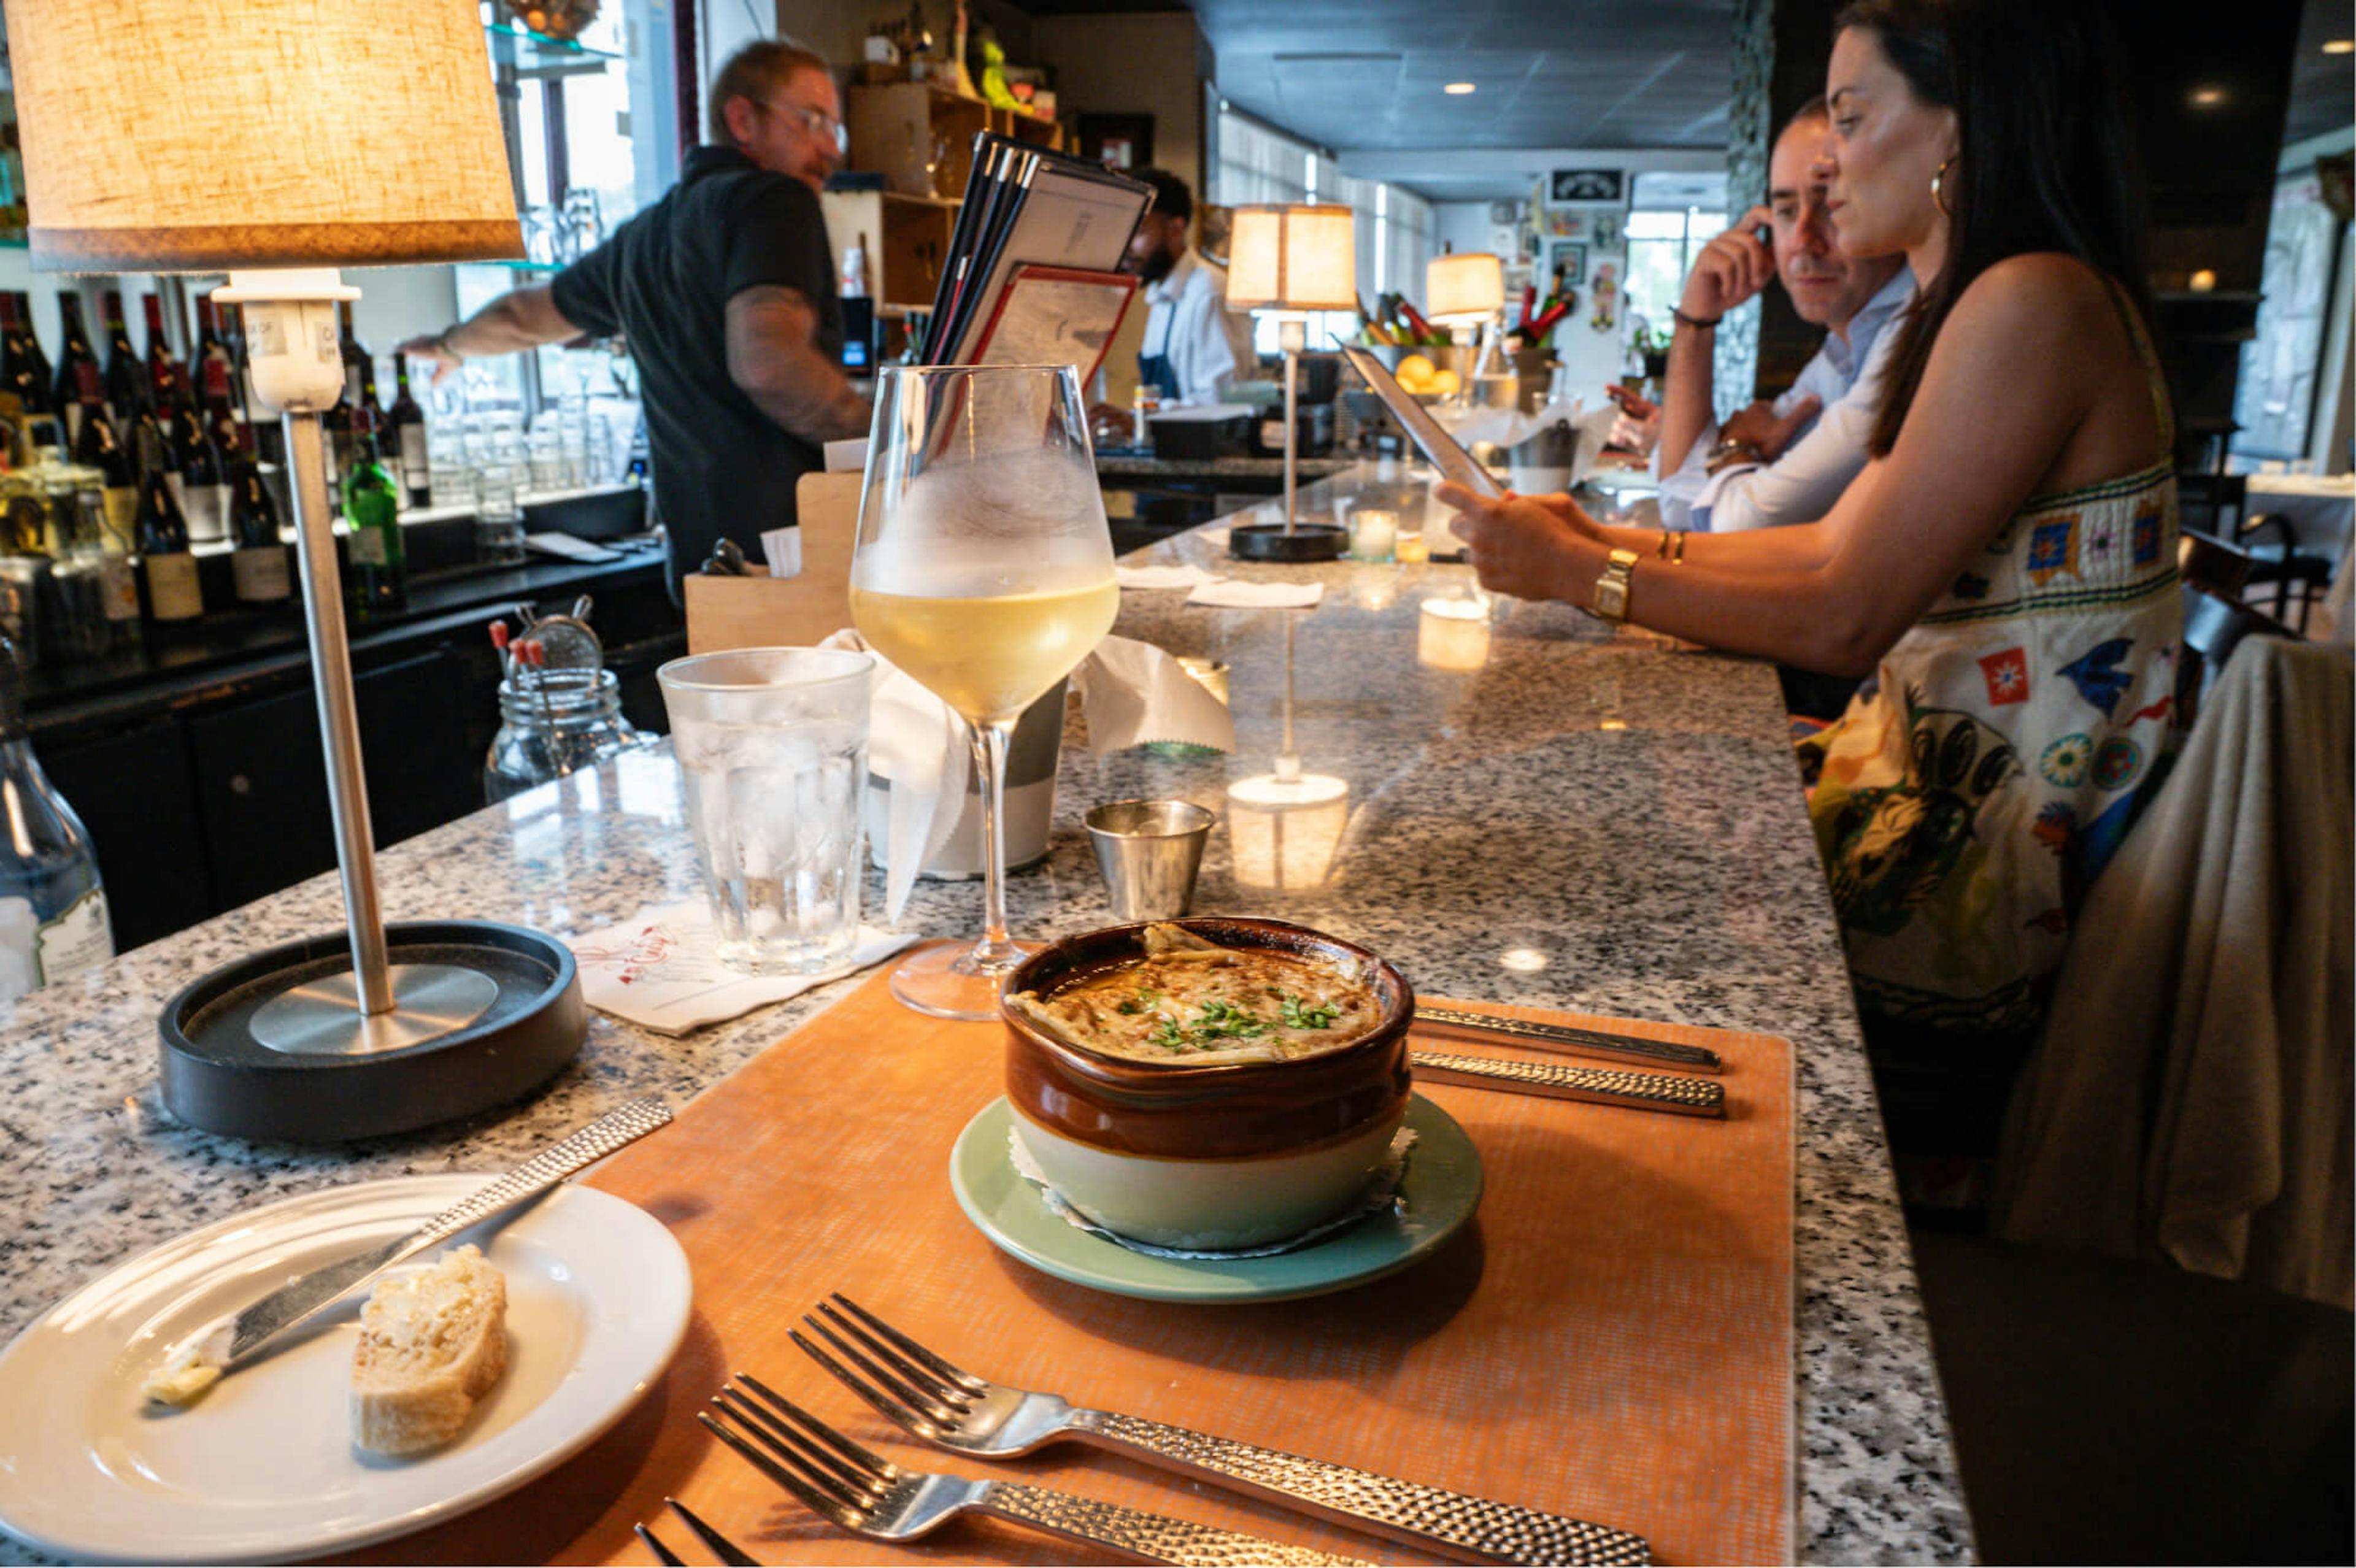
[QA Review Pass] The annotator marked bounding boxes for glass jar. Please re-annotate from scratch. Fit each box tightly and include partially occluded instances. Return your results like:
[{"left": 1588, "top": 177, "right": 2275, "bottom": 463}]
[{"left": 483, "top": 667, "right": 653, "bottom": 802}]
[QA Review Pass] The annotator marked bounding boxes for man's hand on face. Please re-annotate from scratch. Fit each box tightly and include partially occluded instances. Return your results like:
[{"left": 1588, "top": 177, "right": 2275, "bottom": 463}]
[
  {"left": 1678, "top": 206, "right": 1777, "bottom": 323},
  {"left": 1719, "top": 395, "right": 1823, "bottom": 463}
]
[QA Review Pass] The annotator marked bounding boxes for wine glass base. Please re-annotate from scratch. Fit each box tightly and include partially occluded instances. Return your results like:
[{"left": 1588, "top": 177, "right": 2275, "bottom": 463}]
[{"left": 887, "top": 938, "right": 1040, "bottom": 1021}]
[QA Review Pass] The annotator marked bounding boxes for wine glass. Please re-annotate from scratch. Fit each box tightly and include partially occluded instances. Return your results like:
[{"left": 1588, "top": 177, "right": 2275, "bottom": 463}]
[{"left": 850, "top": 364, "right": 1119, "bottom": 1019}]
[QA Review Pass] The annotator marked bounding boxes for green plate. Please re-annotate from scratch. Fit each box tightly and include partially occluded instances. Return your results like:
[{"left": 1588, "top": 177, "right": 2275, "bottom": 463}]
[{"left": 949, "top": 1095, "right": 1483, "bottom": 1304}]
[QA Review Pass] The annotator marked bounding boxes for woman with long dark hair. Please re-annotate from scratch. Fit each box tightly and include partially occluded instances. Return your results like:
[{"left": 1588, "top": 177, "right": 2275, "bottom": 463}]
[{"left": 1440, "top": 0, "right": 2181, "bottom": 1157}]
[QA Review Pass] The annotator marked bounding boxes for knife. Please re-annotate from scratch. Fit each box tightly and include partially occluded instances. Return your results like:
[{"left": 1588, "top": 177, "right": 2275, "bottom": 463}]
[
  {"left": 1414, "top": 1004, "right": 1724, "bottom": 1075},
  {"left": 168, "top": 1097, "right": 674, "bottom": 1388},
  {"left": 1411, "top": 1050, "right": 1725, "bottom": 1118}
]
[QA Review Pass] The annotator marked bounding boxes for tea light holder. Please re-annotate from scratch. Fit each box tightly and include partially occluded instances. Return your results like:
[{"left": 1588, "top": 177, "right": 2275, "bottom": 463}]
[
  {"left": 1419, "top": 594, "right": 1492, "bottom": 672},
  {"left": 1347, "top": 508, "right": 1399, "bottom": 563}
]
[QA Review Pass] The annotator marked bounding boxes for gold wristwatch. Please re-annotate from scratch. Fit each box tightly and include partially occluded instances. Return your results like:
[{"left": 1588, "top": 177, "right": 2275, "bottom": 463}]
[{"left": 1593, "top": 548, "right": 1639, "bottom": 622}]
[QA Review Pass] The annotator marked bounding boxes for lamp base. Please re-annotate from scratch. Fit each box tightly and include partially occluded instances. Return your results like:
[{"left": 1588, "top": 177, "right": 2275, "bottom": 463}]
[
  {"left": 158, "top": 921, "right": 586, "bottom": 1143},
  {"left": 1228, "top": 522, "right": 1346, "bottom": 563}
]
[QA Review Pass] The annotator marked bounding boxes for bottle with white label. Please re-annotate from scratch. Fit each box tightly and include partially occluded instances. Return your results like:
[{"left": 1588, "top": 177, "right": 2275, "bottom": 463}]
[
  {"left": 133, "top": 423, "right": 204, "bottom": 627},
  {"left": 0, "top": 634, "right": 112, "bottom": 1002},
  {"left": 228, "top": 459, "right": 290, "bottom": 606}
]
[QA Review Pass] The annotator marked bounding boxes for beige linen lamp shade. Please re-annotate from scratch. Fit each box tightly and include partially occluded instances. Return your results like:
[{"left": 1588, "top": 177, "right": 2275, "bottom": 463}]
[
  {"left": 1226, "top": 204, "right": 1358, "bottom": 314},
  {"left": 10, "top": 0, "right": 522, "bottom": 272},
  {"left": 1426, "top": 252, "right": 1504, "bottom": 325}
]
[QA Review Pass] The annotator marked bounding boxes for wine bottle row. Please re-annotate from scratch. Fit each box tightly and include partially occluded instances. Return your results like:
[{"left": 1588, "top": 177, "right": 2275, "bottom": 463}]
[{"left": 0, "top": 291, "right": 422, "bottom": 672}]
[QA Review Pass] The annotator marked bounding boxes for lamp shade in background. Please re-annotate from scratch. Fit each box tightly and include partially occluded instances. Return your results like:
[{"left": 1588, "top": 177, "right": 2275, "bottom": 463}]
[
  {"left": 1426, "top": 252, "right": 1504, "bottom": 325},
  {"left": 10, "top": 0, "right": 521, "bottom": 272},
  {"left": 1226, "top": 204, "right": 1358, "bottom": 314}
]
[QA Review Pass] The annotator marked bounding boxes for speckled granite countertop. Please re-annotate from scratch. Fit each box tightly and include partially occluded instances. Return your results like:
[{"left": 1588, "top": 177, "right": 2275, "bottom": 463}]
[
  {"left": 1096, "top": 453, "right": 1357, "bottom": 482},
  {"left": 0, "top": 464, "right": 1971, "bottom": 1564}
]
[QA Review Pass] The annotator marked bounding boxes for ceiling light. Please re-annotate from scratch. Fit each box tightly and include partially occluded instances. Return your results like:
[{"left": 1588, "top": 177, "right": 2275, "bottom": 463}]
[
  {"left": 2325, "top": 39, "right": 2354, "bottom": 53},
  {"left": 1444, "top": 82, "right": 1477, "bottom": 94},
  {"left": 2189, "top": 85, "right": 2228, "bottom": 107}
]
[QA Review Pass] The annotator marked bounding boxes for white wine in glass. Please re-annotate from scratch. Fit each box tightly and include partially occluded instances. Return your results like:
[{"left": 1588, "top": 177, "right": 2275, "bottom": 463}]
[{"left": 850, "top": 364, "right": 1119, "bottom": 1020}]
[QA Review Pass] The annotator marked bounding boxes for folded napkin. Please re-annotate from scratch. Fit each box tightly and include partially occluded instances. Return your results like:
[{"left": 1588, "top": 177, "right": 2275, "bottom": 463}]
[
  {"left": 1071, "top": 634, "right": 1236, "bottom": 755},
  {"left": 569, "top": 900, "right": 917, "bottom": 1035},
  {"left": 822, "top": 628, "right": 1231, "bottom": 919},
  {"left": 1114, "top": 562, "right": 1222, "bottom": 590},
  {"left": 1186, "top": 579, "right": 1324, "bottom": 609}
]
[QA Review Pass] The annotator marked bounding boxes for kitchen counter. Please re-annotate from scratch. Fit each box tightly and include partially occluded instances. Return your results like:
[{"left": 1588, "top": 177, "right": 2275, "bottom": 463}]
[{"left": 0, "top": 464, "right": 1971, "bottom": 1564}]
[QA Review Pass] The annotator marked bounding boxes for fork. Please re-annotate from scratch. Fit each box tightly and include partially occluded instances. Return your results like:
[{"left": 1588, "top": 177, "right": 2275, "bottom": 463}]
[
  {"left": 791, "top": 1294, "right": 1651, "bottom": 1567},
  {"left": 700, "top": 1375, "right": 1368, "bottom": 1567}
]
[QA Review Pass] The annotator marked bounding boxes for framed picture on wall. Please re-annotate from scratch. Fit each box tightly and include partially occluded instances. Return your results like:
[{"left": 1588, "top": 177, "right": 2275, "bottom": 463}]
[
  {"left": 1545, "top": 209, "right": 1584, "bottom": 238},
  {"left": 1550, "top": 168, "right": 1623, "bottom": 203},
  {"left": 1079, "top": 113, "right": 1155, "bottom": 172},
  {"left": 1549, "top": 241, "right": 1587, "bottom": 288},
  {"left": 1590, "top": 212, "right": 1621, "bottom": 251}
]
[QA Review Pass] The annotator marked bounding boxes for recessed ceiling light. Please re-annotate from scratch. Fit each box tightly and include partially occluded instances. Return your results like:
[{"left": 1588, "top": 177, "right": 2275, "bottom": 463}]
[
  {"left": 2325, "top": 38, "right": 2354, "bottom": 53},
  {"left": 2189, "top": 85, "right": 2228, "bottom": 107},
  {"left": 1444, "top": 82, "right": 1477, "bottom": 94}
]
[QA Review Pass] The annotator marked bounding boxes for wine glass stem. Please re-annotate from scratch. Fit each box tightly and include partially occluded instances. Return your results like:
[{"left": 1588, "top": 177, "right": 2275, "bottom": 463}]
[{"left": 968, "top": 715, "right": 1022, "bottom": 968}]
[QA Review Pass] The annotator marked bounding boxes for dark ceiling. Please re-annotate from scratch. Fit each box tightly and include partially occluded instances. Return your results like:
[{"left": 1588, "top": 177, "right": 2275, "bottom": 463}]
[
  {"left": 1018, "top": 0, "right": 1736, "bottom": 153},
  {"left": 2282, "top": 0, "right": 2355, "bottom": 149}
]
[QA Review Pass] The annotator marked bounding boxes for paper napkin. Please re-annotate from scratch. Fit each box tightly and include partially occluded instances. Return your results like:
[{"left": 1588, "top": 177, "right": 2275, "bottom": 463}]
[
  {"left": 1071, "top": 635, "right": 1236, "bottom": 755},
  {"left": 569, "top": 899, "right": 917, "bottom": 1035},
  {"left": 1114, "top": 563, "right": 1222, "bottom": 590},
  {"left": 1186, "top": 579, "right": 1325, "bottom": 609}
]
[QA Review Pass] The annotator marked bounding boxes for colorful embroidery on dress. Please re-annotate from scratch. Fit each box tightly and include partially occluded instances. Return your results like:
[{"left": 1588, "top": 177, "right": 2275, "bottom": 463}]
[
  {"left": 2091, "top": 734, "right": 2142, "bottom": 790},
  {"left": 2038, "top": 733, "right": 2092, "bottom": 786},
  {"left": 2032, "top": 801, "right": 2077, "bottom": 854},
  {"left": 1820, "top": 693, "right": 2020, "bottom": 939},
  {"left": 2025, "top": 515, "right": 2081, "bottom": 586},
  {"left": 2131, "top": 509, "right": 2162, "bottom": 566},
  {"left": 2058, "top": 637, "right": 2135, "bottom": 717},
  {"left": 1979, "top": 647, "right": 2030, "bottom": 705}
]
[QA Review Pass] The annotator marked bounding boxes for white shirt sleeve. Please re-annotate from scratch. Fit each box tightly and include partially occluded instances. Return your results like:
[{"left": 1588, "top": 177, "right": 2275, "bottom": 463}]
[
  {"left": 1165, "top": 268, "right": 1241, "bottom": 405},
  {"left": 1702, "top": 323, "right": 1900, "bottom": 533}
]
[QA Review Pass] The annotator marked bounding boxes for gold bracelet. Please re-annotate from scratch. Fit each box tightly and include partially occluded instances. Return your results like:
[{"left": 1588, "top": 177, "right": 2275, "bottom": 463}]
[
  {"left": 1670, "top": 530, "right": 1688, "bottom": 564},
  {"left": 1656, "top": 528, "right": 1674, "bottom": 559}
]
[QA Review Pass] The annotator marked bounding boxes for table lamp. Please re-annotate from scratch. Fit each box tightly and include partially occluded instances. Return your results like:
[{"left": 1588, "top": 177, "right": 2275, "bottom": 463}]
[
  {"left": 1426, "top": 250, "right": 1505, "bottom": 405},
  {"left": 1225, "top": 203, "right": 1356, "bottom": 562},
  {"left": 1224, "top": 612, "right": 1350, "bottom": 890},
  {"left": 12, "top": 0, "right": 588, "bottom": 1141}
]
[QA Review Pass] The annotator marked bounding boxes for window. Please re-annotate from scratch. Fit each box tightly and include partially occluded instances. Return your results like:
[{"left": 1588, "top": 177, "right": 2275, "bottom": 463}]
[{"left": 1623, "top": 207, "right": 1726, "bottom": 342}]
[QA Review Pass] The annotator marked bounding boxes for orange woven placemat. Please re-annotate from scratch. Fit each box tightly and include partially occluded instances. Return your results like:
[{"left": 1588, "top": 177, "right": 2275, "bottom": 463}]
[{"left": 347, "top": 972, "right": 1792, "bottom": 1567}]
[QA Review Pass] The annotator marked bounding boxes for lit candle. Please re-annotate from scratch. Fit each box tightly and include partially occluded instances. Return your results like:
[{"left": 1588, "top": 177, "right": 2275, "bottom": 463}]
[
  {"left": 1348, "top": 509, "right": 1398, "bottom": 562},
  {"left": 2189, "top": 269, "right": 2217, "bottom": 293},
  {"left": 1418, "top": 595, "right": 1491, "bottom": 671}
]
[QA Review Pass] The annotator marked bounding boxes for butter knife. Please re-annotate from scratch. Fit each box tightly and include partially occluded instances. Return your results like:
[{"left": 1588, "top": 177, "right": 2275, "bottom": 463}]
[
  {"left": 171, "top": 1096, "right": 673, "bottom": 1386},
  {"left": 1411, "top": 1050, "right": 1725, "bottom": 1119},
  {"left": 1415, "top": 1004, "right": 1724, "bottom": 1074}
]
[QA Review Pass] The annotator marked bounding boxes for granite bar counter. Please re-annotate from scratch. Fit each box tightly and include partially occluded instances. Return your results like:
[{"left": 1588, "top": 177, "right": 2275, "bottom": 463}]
[{"left": 0, "top": 465, "right": 1973, "bottom": 1564}]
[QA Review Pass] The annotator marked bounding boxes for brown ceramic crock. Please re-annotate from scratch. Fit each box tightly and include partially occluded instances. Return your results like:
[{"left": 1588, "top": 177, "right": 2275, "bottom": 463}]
[{"left": 1001, "top": 917, "right": 1415, "bottom": 1161}]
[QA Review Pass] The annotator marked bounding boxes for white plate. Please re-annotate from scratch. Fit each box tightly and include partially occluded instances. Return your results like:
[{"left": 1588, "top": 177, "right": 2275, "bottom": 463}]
[{"left": 0, "top": 1175, "right": 693, "bottom": 1564}]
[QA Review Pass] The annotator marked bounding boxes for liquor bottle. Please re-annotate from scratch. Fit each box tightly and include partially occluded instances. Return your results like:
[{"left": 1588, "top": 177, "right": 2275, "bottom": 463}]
[
  {"left": 0, "top": 293, "right": 50, "bottom": 421},
  {"left": 342, "top": 426, "right": 405, "bottom": 618},
  {"left": 133, "top": 425, "right": 204, "bottom": 626},
  {"left": 14, "top": 297, "right": 53, "bottom": 407},
  {"left": 0, "top": 634, "right": 114, "bottom": 1003},
  {"left": 387, "top": 352, "right": 429, "bottom": 507},
  {"left": 50, "top": 294, "right": 102, "bottom": 445},
  {"left": 100, "top": 290, "right": 144, "bottom": 426},
  {"left": 228, "top": 459, "right": 290, "bottom": 607}
]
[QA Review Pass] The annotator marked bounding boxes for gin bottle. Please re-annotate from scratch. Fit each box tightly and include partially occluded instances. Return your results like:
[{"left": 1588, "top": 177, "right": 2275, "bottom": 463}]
[{"left": 0, "top": 635, "right": 112, "bottom": 1002}]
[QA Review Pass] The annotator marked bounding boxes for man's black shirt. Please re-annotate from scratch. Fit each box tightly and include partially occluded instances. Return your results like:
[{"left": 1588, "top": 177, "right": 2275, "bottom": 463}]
[{"left": 552, "top": 146, "right": 843, "bottom": 582}]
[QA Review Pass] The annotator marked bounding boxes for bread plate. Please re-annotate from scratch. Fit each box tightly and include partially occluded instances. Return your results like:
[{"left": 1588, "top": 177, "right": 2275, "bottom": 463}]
[{"left": 0, "top": 1175, "right": 691, "bottom": 1564}]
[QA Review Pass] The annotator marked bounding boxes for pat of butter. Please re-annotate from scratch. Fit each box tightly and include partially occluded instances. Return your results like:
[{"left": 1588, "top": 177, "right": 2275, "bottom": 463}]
[{"left": 142, "top": 1334, "right": 226, "bottom": 1407}]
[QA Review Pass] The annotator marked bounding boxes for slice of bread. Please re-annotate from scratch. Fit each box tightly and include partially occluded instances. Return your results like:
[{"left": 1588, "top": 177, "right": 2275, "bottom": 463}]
[{"left": 350, "top": 1243, "right": 509, "bottom": 1456}]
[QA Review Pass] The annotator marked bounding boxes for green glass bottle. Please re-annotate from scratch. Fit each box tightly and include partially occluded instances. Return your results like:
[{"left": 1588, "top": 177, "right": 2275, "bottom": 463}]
[{"left": 342, "top": 426, "right": 406, "bottom": 618}]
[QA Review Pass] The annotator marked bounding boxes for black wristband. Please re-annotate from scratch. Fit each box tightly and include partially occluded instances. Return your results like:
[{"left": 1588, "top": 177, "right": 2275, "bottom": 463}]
[{"left": 1672, "top": 307, "right": 1722, "bottom": 331}]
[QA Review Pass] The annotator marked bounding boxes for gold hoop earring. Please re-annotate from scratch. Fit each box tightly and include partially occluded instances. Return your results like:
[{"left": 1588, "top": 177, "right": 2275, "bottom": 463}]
[{"left": 1931, "top": 156, "right": 1956, "bottom": 217}]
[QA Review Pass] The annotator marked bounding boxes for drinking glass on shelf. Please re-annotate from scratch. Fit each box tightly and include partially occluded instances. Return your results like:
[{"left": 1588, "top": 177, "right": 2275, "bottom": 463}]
[{"left": 850, "top": 363, "right": 1119, "bottom": 1019}]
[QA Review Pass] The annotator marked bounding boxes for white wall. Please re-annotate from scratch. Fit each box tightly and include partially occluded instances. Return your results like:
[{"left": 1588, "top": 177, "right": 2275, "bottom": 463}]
[{"left": 1351, "top": 148, "right": 1724, "bottom": 409}]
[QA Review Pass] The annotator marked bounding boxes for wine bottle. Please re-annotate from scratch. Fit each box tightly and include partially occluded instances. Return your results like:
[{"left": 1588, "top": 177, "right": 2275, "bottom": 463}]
[
  {"left": 71, "top": 404, "right": 139, "bottom": 550},
  {"left": 50, "top": 294, "right": 102, "bottom": 445},
  {"left": 167, "top": 388, "right": 229, "bottom": 546},
  {"left": 228, "top": 459, "right": 290, "bottom": 606},
  {"left": 15, "top": 297, "right": 53, "bottom": 407},
  {"left": 0, "top": 293, "right": 49, "bottom": 420},
  {"left": 342, "top": 425, "right": 405, "bottom": 618},
  {"left": 133, "top": 425, "right": 203, "bottom": 626},
  {"left": 193, "top": 294, "right": 243, "bottom": 458},
  {"left": 0, "top": 634, "right": 114, "bottom": 1003},
  {"left": 100, "top": 290, "right": 144, "bottom": 427},
  {"left": 387, "top": 352, "right": 429, "bottom": 507}
]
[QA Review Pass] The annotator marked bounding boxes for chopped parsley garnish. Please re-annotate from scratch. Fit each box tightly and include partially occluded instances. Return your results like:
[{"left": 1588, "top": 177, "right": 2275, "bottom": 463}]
[
  {"left": 1280, "top": 993, "right": 1341, "bottom": 1029},
  {"left": 1148, "top": 1016, "right": 1190, "bottom": 1051},
  {"left": 1115, "top": 986, "right": 1160, "bottom": 1017},
  {"left": 1190, "top": 999, "right": 1269, "bottom": 1039}
]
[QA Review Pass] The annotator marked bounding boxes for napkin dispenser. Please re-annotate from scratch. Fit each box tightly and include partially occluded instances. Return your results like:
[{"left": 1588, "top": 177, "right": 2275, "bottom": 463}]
[
  {"left": 1147, "top": 403, "right": 1253, "bottom": 461},
  {"left": 681, "top": 471, "right": 860, "bottom": 653}
]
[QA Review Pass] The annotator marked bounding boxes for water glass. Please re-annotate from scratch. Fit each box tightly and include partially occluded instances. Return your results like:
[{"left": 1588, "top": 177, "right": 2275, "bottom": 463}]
[{"left": 658, "top": 647, "right": 876, "bottom": 975}]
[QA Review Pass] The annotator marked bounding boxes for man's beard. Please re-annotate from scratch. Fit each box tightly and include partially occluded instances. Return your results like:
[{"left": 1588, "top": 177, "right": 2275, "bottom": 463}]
[{"left": 1136, "top": 241, "right": 1180, "bottom": 285}]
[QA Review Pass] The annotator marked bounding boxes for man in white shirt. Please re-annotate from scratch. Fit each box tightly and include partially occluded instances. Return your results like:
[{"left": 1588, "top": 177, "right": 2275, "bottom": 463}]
[
  {"left": 1123, "top": 167, "right": 1258, "bottom": 408},
  {"left": 1654, "top": 98, "right": 1912, "bottom": 533}
]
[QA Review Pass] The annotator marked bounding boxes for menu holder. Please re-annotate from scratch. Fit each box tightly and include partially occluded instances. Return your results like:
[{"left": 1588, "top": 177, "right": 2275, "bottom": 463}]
[{"left": 969, "top": 264, "right": 1139, "bottom": 386}]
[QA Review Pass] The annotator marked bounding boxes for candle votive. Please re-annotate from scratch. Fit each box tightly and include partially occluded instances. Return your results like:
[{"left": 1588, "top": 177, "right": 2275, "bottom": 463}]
[
  {"left": 1347, "top": 509, "right": 1399, "bottom": 563},
  {"left": 1418, "top": 595, "right": 1492, "bottom": 672},
  {"left": 1395, "top": 532, "right": 1431, "bottom": 564}
]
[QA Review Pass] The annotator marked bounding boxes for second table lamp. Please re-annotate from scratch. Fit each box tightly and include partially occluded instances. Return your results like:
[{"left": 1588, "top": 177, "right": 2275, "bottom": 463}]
[{"left": 1224, "top": 203, "right": 1357, "bottom": 562}]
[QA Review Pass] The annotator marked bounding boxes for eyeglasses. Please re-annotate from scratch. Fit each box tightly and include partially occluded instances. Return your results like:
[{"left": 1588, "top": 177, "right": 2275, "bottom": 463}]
[{"left": 759, "top": 99, "right": 849, "bottom": 154}]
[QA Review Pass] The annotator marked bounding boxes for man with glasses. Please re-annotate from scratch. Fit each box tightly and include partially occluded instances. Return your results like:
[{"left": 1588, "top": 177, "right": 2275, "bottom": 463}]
[{"left": 401, "top": 40, "right": 869, "bottom": 586}]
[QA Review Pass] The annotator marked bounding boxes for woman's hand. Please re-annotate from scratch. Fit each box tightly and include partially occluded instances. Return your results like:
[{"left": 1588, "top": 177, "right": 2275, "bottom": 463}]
[{"left": 1433, "top": 482, "right": 1600, "bottom": 602}]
